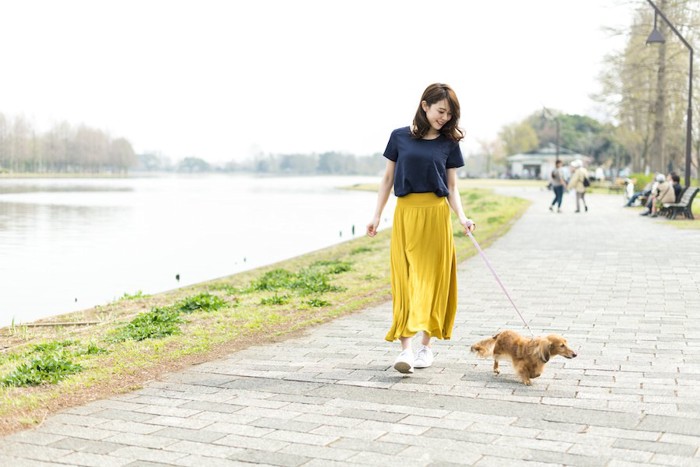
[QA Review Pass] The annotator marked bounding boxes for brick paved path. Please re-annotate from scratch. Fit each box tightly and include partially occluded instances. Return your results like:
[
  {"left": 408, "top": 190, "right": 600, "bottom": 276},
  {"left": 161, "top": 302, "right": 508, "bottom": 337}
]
[{"left": 2, "top": 187, "right": 699, "bottom": 466}]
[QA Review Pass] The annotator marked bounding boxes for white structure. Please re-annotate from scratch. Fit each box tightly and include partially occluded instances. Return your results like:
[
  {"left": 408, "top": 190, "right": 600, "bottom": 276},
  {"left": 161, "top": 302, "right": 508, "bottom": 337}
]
[{"left": 507, "top": 144, "right": 593, "bottom": 180}]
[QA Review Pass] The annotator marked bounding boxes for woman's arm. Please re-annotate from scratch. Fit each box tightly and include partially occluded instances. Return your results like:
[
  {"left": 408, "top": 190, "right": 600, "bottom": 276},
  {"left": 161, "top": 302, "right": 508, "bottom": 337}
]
[
  {"left": 366, "top": 160, "right": 395, "bottom": 237},
  {"left": 446, "top": 168, "right": 476, "bottom": 234}
]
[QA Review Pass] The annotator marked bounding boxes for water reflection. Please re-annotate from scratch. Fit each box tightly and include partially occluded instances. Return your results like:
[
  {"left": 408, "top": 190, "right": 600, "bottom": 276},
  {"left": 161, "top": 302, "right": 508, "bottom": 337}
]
[{"left": 0, "top": 175, "right": 391, "bottom": 326}]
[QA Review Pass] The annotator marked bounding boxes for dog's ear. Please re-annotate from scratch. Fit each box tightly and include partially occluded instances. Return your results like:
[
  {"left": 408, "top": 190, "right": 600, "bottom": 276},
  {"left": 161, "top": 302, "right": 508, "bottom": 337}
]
[{"left": 537, "top": 340, "right": 550, "bottom": 363}]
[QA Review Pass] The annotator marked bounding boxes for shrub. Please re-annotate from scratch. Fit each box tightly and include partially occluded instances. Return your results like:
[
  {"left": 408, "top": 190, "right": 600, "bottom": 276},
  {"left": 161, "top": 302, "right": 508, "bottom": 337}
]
[
  {"left": 176, "top": 292, "right": 226, "bottom": 313},
  {"left": 110, "top": 306, "right": 183, "bottom": 342},
  {"left": 0, "top": 351, "right": 82, "bottom": 387}
]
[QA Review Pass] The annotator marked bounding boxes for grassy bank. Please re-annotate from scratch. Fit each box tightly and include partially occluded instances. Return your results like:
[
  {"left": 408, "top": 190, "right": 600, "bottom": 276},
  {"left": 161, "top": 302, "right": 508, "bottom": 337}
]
[{"left": 0, "top": 187, "right": 529, "bottom": 435}]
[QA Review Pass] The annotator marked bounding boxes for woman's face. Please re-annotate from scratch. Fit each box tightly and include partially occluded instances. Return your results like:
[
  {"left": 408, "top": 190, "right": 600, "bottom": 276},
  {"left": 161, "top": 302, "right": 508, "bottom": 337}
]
[{"left": 422, "top": 99, "right": 452, "bottom": 133}]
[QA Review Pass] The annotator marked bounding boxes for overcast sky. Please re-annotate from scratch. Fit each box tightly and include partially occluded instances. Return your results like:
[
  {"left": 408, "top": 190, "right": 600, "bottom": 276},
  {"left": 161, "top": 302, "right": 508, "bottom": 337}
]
[{"left": 0, "top": 0, "right": 638, "bottom": 163}]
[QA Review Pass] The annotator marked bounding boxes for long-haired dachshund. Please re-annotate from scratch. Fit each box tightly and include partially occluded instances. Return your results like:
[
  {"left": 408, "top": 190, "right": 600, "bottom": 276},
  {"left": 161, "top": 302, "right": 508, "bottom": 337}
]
[{"left": 470, "top": 330, "right": 577, "bottom": 385}]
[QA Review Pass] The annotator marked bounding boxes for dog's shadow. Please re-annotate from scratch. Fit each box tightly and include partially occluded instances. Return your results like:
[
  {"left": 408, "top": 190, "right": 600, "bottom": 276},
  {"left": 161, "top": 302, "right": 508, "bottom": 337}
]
[{"left": 462, "top": 362, "right": 573, "bottom": 393}]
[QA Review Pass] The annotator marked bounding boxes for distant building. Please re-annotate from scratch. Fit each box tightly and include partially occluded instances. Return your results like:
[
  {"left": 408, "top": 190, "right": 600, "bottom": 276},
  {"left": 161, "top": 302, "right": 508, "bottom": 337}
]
[
  {"left": 462, "top": 152, "right": 504, "bottom": 179},
  {"left": 506, "top": 144, "right": 593, "bottom": 180}
]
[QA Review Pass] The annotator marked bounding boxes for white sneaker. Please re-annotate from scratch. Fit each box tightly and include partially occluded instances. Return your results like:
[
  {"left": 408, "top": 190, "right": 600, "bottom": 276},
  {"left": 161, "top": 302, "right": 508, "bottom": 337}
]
[
  {"left": 393, "top": 349, "right": 414, "bottom": 374},
  {"left": 414, "top": 345, "right": 434, "bottom": 369}
]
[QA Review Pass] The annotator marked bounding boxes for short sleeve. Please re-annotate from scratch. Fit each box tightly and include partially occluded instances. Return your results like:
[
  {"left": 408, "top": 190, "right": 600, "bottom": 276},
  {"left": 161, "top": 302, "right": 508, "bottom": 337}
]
[
  {"left": 446, "top": 142, "right": 464, "bottom": 169},
  {"left": 383, "top": 130, "right": 398, "bottom": 162}
]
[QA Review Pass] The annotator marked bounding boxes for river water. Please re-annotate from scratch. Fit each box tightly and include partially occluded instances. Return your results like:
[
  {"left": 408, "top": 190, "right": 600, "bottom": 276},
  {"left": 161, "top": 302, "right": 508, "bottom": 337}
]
[{"left": 0, "top": 174, "right": 395, "bottom": 326}]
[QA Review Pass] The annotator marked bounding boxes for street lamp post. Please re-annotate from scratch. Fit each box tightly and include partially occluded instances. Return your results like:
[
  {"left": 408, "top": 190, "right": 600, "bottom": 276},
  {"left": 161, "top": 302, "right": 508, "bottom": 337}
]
[
  {"left": 542, "top": 107, "right": 560, "bottom": 161},
  {"left": 645, "top": 0, "right": 694, "bottom": 188}
]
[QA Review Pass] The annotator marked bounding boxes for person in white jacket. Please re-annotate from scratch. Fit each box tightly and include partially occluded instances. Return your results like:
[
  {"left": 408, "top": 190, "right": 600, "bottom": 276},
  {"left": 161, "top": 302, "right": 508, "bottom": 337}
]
[{"left": 640, "top": 173, "right": 666, "bottom": 216}]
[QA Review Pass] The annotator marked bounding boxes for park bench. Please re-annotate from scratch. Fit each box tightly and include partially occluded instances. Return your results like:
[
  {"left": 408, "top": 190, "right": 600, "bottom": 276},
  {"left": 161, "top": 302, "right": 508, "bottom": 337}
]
[
  {"left": 607, "top": 178, "right": 627, "bottom": 194},
  {"left": 660, "top": 186, "right": 699, "bottom": 220}
]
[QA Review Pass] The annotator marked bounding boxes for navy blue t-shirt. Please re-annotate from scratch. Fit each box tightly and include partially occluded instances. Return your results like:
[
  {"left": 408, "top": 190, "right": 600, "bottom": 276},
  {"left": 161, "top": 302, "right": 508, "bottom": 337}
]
[{"left": 383, "top": 126, "right": 464, "bottom": 197}]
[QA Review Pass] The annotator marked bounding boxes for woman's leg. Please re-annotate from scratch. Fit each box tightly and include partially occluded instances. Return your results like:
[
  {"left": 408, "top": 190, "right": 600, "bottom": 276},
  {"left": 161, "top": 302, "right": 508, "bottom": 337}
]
[
  {"left": 414, "top": 331, "right": 433, "bottom": 369},
  {"left": 555, "top": 186, "right": 564, "bottom": 208}
]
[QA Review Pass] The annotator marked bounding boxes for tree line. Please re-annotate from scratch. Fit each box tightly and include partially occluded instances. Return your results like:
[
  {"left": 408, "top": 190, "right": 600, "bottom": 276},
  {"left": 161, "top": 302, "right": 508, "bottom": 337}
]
[
  {"left": 0, "top": 113, "right": 136, "bottom": 174},
  {"left": 484, "top": 0, "right": 699, "bottom": 182},
  {"left": 0, "top": 112, "right": 384, "bottom": 176},
  {"left": 135, "top": 151, "right": 387, "bottom": 175}
]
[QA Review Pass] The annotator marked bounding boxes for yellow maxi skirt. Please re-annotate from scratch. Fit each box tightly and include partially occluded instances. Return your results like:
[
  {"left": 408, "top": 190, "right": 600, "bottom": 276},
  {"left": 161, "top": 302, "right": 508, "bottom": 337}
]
[{"left": 385, "top": 192, "right": 458, "bottom": 342}]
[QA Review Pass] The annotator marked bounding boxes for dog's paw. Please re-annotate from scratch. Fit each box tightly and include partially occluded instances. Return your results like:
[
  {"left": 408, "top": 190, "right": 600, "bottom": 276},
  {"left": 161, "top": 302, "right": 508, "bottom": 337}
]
[
  {"left": 523, "top": 380, "right": 532, "bottom": 386},
  {"left": 493, "top": 369, "right": 500, "bottom": 376}
]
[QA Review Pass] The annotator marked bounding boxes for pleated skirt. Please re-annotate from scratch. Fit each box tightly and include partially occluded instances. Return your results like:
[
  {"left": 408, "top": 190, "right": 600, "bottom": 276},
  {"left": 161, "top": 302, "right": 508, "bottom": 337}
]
[{"left": 385, "top": 192, "right": 458, "bottom": 342}]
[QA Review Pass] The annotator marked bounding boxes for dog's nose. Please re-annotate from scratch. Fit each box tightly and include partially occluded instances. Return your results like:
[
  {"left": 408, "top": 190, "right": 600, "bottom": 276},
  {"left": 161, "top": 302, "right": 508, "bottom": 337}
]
[{"left": 572, "top": 352, "right": 578, "bottom": 358}]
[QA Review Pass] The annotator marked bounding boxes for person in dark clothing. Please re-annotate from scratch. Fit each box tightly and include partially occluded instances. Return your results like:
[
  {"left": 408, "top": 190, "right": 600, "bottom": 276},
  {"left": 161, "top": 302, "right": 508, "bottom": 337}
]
[
  {"left": 367, "top": 83, "right": 476, "bottom": 374},
  {"left": 671, "top": 173, "right": 683, "bottom": 202}
]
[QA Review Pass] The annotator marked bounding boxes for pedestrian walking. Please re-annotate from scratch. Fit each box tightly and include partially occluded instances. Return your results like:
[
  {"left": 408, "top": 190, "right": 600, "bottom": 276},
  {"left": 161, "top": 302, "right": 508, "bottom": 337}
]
[
  {"left": 549, "top": 159, "right": 567, "bottom": 213},
  {"left": 366, "top": 83, "right": 476, "bottom": 374},
  {"left": 568, "top": 160, "right": 589, "bottom": 213}
]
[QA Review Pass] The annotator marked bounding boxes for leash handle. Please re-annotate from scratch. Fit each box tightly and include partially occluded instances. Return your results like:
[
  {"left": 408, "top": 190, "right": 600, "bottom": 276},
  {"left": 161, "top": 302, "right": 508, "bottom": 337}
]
[{"left": 466, "top": 231, "right": 535, "bottom": 337}]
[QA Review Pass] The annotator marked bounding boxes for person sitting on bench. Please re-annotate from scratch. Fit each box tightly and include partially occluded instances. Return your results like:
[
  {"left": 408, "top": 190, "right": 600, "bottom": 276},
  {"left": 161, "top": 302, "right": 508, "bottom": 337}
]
[
  {"left": 626, "top": 176, "right": 657, "bottom": 207},
  {"left": 639, "top": 173, "right": 666, "bottom": 215},
  {"left": 647, "top": 173, "right": 676, "bottom": 217}
]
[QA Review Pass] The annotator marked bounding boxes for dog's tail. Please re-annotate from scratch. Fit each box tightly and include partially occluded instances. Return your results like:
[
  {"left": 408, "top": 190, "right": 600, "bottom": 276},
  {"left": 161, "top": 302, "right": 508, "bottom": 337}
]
[{"left": 470, "top": 333, "right": 499, "bottom": 358}]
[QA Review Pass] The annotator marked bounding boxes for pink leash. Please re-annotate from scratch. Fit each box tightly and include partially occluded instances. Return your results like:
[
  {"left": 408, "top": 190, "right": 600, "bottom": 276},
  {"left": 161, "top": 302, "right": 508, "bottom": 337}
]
[{"left": 466, "top": 231, "right": 535, "bottom": 337}]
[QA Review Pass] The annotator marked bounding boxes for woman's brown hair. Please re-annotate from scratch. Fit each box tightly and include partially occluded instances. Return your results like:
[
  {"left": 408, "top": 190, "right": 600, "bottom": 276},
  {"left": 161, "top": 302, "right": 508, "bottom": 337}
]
[{"left": 411, "top": 83, "right": 464, "bottom": 142}]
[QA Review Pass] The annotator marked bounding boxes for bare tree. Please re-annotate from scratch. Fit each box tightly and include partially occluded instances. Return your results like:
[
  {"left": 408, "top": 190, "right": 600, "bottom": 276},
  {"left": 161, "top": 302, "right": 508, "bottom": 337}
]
[{"left": 109, "top": 138, "right": 136, "bottom": 174}]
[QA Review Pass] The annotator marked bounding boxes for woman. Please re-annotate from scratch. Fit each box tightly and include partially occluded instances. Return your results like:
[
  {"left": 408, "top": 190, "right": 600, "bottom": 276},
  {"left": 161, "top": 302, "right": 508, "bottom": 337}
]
[
  {"left": 366, "top": 83, "right": 476, "bottom": 374},
  {"left": 549, "top": 159, "right": 566, "bottom": 213},
  {"left": 568, "top": 160, "right": 589, "bottom": 213}
]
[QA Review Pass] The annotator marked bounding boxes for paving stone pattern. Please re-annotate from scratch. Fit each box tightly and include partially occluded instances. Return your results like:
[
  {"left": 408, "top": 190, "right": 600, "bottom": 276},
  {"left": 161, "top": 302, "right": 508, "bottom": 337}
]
[{"left": 1, "top": 187, "right": 699, "bottom": 466}]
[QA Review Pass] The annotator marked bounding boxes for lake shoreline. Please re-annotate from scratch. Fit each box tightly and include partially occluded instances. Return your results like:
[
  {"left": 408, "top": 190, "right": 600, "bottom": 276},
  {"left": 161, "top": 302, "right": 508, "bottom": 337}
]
[{"left": 0, "top": 174, "right": 385, "bottom": 326}]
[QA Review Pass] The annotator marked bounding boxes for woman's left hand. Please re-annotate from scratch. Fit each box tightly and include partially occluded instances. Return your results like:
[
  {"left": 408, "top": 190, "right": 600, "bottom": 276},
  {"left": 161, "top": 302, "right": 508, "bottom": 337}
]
[{"left": 461, "top": 218, "right": 476, "bottom": 234}]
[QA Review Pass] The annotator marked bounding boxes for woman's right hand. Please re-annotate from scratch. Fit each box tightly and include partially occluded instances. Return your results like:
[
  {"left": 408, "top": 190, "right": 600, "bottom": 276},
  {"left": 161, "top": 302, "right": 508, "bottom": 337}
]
[{"left": 366, "top": 218, "right": 380, "bottom": 237}]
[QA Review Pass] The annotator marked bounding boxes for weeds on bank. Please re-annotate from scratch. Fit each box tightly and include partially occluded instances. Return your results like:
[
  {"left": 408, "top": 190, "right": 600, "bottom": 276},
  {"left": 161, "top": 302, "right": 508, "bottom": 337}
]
[
  {"left": 0, "top": 340, "right": 101, "bottom": 387},
  {"left": 250, "top": 260, "right": 350, "bottom": 295},
  {"left": 109, "top": 292, "right": 226, "bottom": 342},
  {"left": 118, "top": 290, "right": 148, "bottom": 301},
  {"left": 0, "top": 269, "right": 347, "bottom": 389},
  {"left": 109, "top": 306, "right": 184, "bottom": 342},
  {"left": 0, "top": 292, "right": 228, "bottom": 387},
  {"left": 260, "top": 294, "right": 290, "bottom": 305},
  {"left": 1, "top": 352, "right": 82, "bottom": 387},
  {"left": 0, "top": 187, "right": 529, "bottom": 431}
]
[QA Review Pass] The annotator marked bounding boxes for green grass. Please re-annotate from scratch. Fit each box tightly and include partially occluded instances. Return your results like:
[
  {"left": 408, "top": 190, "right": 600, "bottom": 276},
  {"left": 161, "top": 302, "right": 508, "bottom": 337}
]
[
  {"left": 118, "top": 290, "right": 148, "bottom": 301},
  {"left": 0, "top": 340, "right": 85, "bottom": 387},
  {"left": 260, "top": 294, "right": 290, "bottom": 305},
  {"left": 176, "top": 292, "right": 226, "bottom": 313},
  {"left": 0, "top": 352, "right": 82, "bottom": 387},
  {"left": 108, "top": 292, "right": 227, "bottom": 342},
  {"left": 109, "top": 306, "right": 184, "bottom": 342}
]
